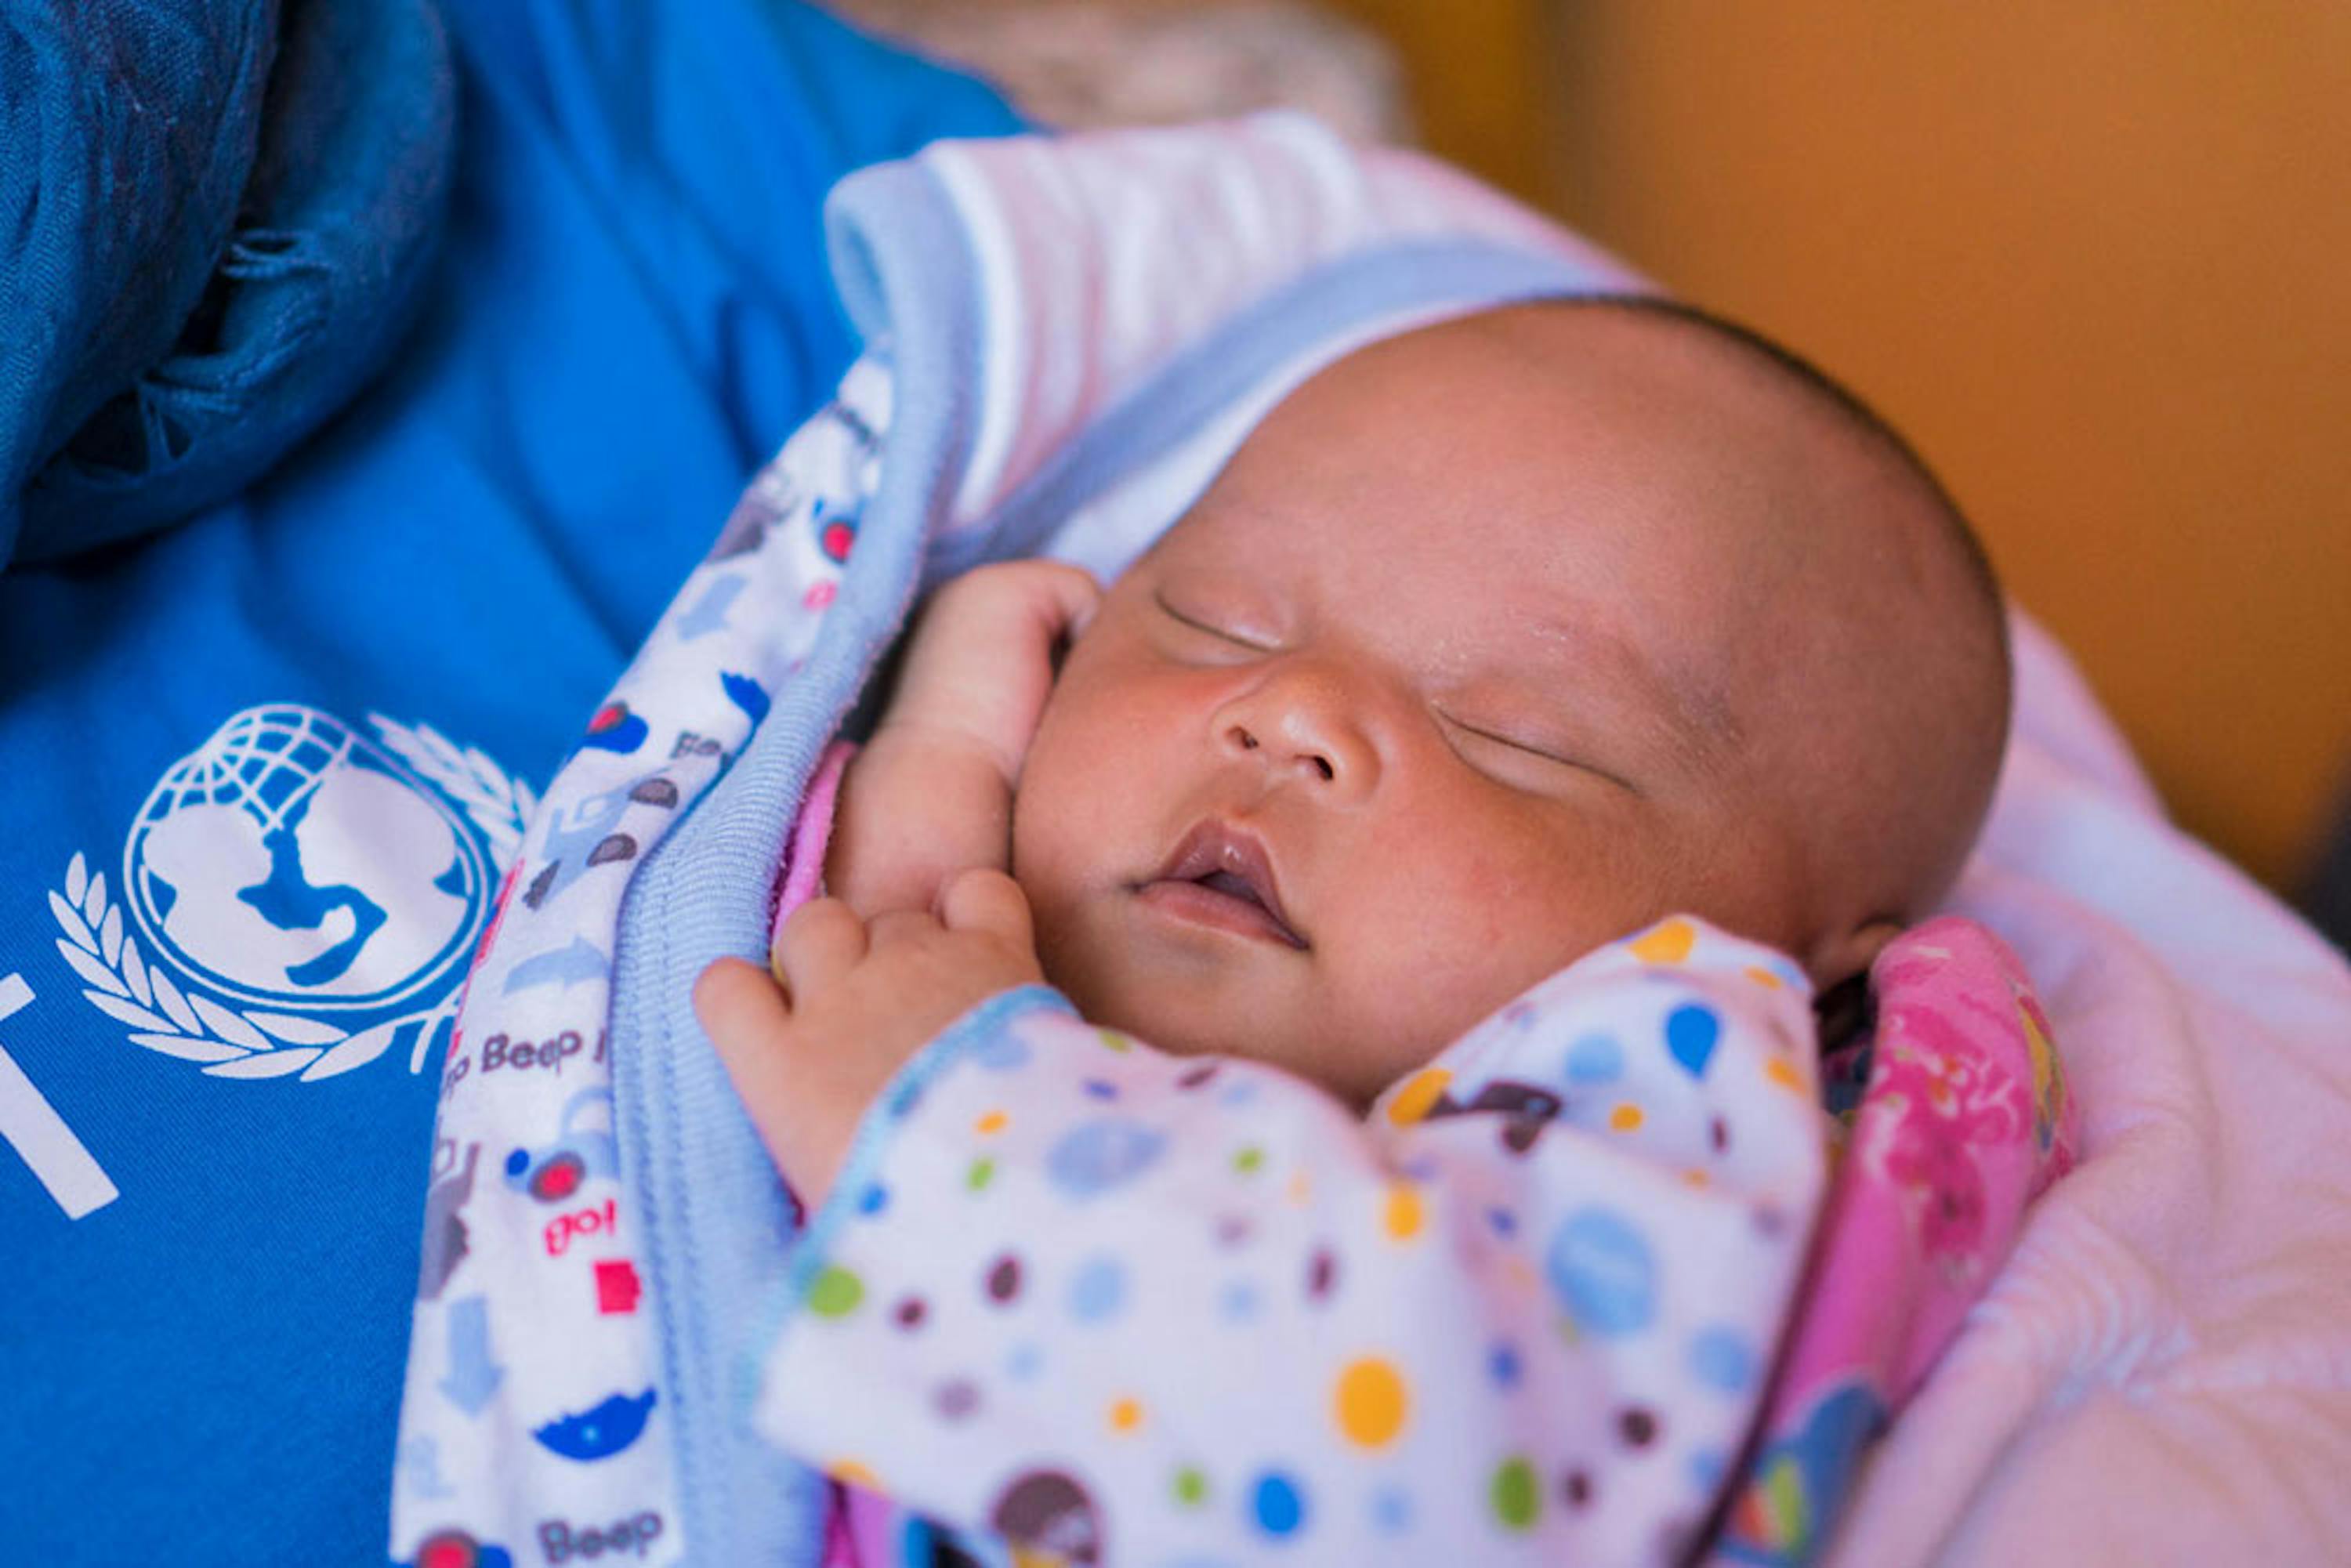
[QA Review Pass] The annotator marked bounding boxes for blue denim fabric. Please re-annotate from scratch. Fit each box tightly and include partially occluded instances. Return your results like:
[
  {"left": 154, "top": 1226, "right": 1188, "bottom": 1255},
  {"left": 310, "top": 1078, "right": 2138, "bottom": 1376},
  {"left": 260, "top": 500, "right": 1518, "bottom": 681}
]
[
  {"left": 0, "top": 0, "right": 281, "bottom": 567},
  {"left": 10, "top": 0, "right": 458, "bottom": 567}
]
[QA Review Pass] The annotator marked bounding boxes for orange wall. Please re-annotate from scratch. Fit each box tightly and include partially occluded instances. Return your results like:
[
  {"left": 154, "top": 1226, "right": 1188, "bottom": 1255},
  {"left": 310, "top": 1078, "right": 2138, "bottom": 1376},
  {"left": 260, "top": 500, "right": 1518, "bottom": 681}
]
[{"left": 1338, "top": 0, "right": 2351, "bottom": 888}]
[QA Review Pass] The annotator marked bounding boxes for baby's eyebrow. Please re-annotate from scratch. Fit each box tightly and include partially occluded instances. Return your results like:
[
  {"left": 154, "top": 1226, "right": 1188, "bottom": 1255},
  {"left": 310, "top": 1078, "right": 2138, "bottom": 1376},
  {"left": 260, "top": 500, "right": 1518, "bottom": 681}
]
[{"left": 1520, "top": 613, "right": 1744, "bottom": 766}]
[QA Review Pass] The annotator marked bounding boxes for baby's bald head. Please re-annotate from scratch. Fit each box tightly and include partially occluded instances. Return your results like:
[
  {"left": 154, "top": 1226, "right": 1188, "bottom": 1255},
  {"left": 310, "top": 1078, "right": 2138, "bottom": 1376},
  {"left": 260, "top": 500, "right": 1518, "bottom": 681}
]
[{"left": 1456, "top": 296, "right": 2011, "bottom": 960}]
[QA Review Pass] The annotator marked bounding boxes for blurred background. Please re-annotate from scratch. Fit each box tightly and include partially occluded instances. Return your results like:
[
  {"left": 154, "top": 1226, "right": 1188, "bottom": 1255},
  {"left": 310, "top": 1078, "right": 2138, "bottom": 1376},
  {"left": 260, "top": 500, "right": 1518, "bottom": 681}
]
[{"left": 837, "top": 0, "right": 2351, "bottom": 912}]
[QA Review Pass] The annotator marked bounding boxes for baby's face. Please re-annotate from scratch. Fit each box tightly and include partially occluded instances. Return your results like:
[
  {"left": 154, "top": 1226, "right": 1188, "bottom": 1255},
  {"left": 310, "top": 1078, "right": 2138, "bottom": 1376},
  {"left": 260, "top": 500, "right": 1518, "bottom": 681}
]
[{"left": 1011, "top": 306, "right": 1962, "bottom": 1106}]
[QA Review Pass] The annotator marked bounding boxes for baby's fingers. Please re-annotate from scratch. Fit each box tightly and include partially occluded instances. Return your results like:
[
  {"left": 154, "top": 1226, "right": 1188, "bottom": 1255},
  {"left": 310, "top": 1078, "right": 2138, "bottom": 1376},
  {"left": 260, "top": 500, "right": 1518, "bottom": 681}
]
[
  {"left": 939, "top": 867, "right": 1036, "bottom": 954},
  {"left": 1027, "top": 559, "right": 1102, "bottom": 643},
  {"left": 694, "top": 958, "right": 789, "bottom": 1046},
  {"left": 694, "top": 959, "right": 811, "bottom": 1181},
  {"left": 773, "top": 896, "right": 868, "bottom": 994}
]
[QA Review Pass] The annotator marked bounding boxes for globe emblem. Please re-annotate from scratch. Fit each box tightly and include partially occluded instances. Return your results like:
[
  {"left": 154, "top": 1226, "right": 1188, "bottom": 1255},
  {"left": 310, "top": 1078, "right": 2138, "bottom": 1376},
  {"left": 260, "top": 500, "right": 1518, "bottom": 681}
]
[{"left": 122, "top": 706, "right": 493, "bottom": 1012}]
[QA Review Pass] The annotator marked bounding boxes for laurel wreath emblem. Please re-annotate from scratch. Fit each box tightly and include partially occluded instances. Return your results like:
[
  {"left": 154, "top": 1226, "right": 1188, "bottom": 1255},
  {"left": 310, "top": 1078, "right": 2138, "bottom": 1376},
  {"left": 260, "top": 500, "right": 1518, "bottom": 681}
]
[
  {"left": 51, "top": 718, "right": 537, "bottom": 1084},
  {"left": 368, "top": 714, "right": 539, "bottom": 875}
]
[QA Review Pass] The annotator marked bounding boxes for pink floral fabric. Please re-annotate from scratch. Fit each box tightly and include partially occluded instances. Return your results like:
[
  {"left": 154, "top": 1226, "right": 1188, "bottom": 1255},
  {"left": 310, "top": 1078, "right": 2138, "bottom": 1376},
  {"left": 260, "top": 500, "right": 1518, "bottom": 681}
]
[{"left": 1712, "top": 917, "right": 2079, "bottom": 1566}]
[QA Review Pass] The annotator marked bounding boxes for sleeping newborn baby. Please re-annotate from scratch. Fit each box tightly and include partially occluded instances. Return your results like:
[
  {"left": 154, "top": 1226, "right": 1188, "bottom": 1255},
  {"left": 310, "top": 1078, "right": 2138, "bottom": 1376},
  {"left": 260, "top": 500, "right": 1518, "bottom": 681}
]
[
  {"left": 699, "top": 295, "right": 2008, "bottom": 1190},
  {"left": 692, "top": 295, "right": 2012, "bottom": 1562}
]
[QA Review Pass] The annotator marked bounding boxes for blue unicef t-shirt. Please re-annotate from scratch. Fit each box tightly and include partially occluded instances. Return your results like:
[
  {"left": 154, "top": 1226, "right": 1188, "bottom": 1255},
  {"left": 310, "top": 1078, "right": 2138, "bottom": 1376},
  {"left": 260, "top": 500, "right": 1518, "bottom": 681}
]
[{"left": 0, "top": 5, "right": 1017, "bottom": 1560}]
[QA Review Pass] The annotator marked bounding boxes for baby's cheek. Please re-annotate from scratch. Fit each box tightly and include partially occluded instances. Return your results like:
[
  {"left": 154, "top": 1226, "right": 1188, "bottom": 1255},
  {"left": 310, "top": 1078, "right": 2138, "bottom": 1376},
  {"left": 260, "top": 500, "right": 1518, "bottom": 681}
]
[
  {"left": 1313, "top": 862, "right": 1502, "bottom": 1065},
  {"left": 1420, "top": 834, "right": 1542, "bottom": 953},
  {"left": 1367, "top": 835, "right": 1613, "bottom": 1034},
  {"left": 1009, "top": 849, "right": 1085, "bottom": 981},
  {"left": 1007, "top": 837, "right": 1126, "bottom": 1015}
]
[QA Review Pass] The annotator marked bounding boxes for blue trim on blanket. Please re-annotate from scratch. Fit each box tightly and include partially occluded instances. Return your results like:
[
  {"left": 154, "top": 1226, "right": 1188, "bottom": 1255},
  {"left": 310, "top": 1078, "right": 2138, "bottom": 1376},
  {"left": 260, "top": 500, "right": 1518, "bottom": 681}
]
[
  {"left": 609, "top": 158, "right": 990, "bottom": 1568},
  {"left": 612, "top": 186, "right": 1628, "bottom": 1564},
  {"left": 742, "top": 984, "right": 1076, "bottom": 1400}
]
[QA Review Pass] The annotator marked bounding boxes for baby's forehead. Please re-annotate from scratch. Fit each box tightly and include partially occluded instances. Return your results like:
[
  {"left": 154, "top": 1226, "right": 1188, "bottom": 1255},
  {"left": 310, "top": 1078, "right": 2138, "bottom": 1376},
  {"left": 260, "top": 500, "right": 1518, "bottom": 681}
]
[
  {"left": 1132, "top": 295, "right": 1988, "bottom": 716},
  {"left": 1154, "top": 339, "right": 1809, "bottom": 602}
]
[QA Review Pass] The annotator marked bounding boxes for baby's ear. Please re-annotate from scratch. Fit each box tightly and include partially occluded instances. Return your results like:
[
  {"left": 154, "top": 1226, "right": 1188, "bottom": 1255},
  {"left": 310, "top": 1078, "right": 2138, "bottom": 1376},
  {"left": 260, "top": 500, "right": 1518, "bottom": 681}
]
[
  {"left": 1803, "top": 918, "right": 1902, "bottom": 996},
  {"left": 1805, "top": 918, "right": 1901, "bottom": 1051}
]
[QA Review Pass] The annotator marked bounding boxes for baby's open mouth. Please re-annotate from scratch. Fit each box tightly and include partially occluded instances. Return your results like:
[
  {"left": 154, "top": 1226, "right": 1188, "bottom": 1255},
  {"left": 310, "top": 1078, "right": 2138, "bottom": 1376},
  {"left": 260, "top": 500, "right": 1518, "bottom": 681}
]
[{"left": 1133, "top": 823, "right": 1308, "bottom": 950}]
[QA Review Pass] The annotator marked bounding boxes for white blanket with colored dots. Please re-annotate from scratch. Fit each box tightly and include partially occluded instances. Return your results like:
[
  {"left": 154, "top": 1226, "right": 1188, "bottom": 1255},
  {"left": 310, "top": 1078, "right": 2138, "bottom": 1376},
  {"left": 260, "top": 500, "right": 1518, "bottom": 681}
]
[{"left": 756, "top": 908, "right": 1833, "bottom": 1564}]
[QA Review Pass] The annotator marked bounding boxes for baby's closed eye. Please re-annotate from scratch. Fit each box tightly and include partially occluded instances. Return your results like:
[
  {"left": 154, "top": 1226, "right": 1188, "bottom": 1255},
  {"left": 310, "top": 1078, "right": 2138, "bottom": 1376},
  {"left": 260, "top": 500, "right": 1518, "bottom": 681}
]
[
  {"left": 1439, "top": 710, "right": 1639, "bottom": 796},
  {"left": 1151, "top": 588, "right": 1279, "bottom": 655}
]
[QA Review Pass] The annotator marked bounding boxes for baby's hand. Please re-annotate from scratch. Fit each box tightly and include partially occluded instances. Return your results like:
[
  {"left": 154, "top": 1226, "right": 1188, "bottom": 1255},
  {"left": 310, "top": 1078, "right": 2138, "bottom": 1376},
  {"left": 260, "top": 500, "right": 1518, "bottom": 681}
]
[
  {"left": 828, "top": 559, "right": 1099, "bottom": 916},
  {"left": 886, "top": 559, "right": 1100, "bottom": 779},
  {"left": 694, "top": 868, "right": 1044, "bottom": 1207}
]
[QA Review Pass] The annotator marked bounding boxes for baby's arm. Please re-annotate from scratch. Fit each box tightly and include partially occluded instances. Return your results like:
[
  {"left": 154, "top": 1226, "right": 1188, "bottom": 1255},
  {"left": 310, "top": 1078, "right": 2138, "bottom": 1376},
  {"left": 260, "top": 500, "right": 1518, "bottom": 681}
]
[{"left": 824, "top": 560, "right": 1097, "bottom": 918}]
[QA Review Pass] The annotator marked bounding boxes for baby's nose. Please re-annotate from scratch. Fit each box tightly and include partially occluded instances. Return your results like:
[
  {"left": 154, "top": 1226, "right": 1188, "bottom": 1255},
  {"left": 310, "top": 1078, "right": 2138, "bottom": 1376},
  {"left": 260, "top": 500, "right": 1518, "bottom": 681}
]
[
  {"left": 1221, "top": 670, "right": 1378, "bottom": 798},
  {"left": 1225, "top": 722, "right": 1337, "bottom": 781}
]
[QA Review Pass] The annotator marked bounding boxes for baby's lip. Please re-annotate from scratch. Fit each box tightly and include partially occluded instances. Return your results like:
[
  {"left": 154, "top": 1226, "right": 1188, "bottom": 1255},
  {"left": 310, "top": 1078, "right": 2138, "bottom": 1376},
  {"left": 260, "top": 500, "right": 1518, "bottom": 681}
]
[{"left": 1136, "top": 821, "right": 1308, "bottom": 950}]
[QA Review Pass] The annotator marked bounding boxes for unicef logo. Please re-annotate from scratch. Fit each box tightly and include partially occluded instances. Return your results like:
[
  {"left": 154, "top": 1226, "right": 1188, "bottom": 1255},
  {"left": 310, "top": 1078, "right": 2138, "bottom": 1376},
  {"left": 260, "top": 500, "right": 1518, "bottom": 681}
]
[
  {"left": 126, "top": 707, "right": 491, "bottom": 1011},
  {"left": 52, "top": 708, "right": 534, "bottom": 1084}
]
